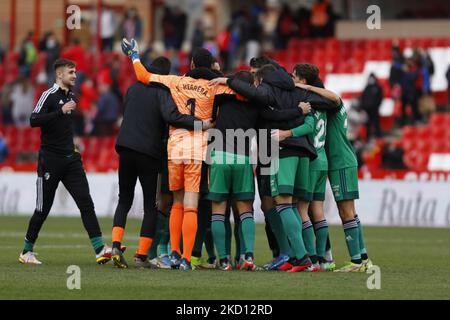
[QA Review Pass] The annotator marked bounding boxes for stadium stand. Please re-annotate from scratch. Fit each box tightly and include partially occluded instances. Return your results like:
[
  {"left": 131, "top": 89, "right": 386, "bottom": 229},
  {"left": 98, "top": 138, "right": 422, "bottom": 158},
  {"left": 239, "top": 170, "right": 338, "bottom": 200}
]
[{"left": 1, "top": 37, "right": 449, "bottom": 173}]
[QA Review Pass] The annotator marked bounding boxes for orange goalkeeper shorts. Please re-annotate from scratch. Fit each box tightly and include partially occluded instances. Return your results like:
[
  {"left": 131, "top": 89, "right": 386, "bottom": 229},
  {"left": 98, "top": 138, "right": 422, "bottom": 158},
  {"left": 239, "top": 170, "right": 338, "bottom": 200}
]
[{"left": 168, "top": 160, "right": 202, "bottom": 193}]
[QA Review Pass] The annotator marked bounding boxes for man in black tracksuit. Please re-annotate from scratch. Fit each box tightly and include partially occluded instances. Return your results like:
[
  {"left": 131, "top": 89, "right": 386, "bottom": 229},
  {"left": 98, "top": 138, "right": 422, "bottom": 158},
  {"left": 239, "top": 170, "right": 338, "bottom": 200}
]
[
  {"left": 211, "top": 64, "right": 336, "bottom": 271},
  {"left": 19, "top": 59, "right": 110, "bottom": 265},
  {"left": 111, "top": 57, "right": 209, "bottom": 268}
]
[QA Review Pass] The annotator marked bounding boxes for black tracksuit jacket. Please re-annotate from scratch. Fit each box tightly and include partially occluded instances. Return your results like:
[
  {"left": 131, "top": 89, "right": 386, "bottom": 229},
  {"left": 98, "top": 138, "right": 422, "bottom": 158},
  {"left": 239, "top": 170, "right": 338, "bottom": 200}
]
[
  {"left": 115, "top": 82, "right": 200, "bottom": 163},
  {"left": 226, "top": 68, "right": 337, "bottom": 159}
]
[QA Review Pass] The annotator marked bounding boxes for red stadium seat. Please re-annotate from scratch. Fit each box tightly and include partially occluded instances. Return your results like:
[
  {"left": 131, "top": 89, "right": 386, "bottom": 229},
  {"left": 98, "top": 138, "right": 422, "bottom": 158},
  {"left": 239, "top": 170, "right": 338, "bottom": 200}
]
[
  {"left": 430, "top": 140, "right": 446, "bottom": 153},
  {"left": 429, "top": 113, "right": 446, "bottom": 127},
  {"left": 416, "top": 127, "right": 431, "bottom": 141},
  {"left": 430, "top": 125, "right": 446, "bottom": 140},
  {"left": 416, "top": 139, "right": 431, "bottom": 153}
]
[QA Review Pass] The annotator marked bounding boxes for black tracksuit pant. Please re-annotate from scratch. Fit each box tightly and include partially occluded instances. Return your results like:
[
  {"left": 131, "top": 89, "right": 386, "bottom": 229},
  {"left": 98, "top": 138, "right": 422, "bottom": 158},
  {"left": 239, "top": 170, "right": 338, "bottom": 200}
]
[
  {"left": 113, "top": 147, "right": 159, "bottom": 238},
  {"left": 25, "top": 150, "right": 102, "bottom": 244}
]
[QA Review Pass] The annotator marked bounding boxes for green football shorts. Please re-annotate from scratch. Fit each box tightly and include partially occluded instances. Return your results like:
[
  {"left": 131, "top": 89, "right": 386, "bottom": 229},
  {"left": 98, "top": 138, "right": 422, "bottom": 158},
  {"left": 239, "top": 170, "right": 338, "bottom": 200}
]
[
  {"left": 309, "top": 170, "right": 327, "bottom": 201},
  {"left": 269, "top": 156, "right": 311, "bottom": 200},
  {"left": 328, "top": 166, "right": 359, "bottom": 202},
  {"left": 206, "top": 151, "right": 255, "bottom": 202}
]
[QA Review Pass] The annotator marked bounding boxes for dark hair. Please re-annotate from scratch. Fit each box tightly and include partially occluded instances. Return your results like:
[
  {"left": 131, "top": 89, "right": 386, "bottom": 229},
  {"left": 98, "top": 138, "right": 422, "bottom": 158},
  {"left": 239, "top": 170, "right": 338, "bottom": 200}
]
[
  {"left": 192, "top": 48, "right": 213, "bottom": 69},
  {"left": 255, "top": 64, "right": 276, "bottom": 83},
  {"left": 54, "top": 59, "right": 76, "bottom": 71},
  {"left": 234, "top": 71, "right": 254, "bottom": 85},
  {"left": 150, "top": 56, "right": 171, "bottom": 75},
  {"left": 249, "top": 56, "right": 272, "bottom": 69},
  {"left": 293, "top": 63, "right": 323, "bottom": 87}
]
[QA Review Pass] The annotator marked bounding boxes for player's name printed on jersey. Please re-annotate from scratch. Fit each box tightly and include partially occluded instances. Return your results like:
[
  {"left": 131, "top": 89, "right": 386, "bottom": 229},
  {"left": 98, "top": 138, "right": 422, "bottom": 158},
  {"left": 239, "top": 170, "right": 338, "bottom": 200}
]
[{"left": 182, "top": 83, "right": 209, "bottom": 96}]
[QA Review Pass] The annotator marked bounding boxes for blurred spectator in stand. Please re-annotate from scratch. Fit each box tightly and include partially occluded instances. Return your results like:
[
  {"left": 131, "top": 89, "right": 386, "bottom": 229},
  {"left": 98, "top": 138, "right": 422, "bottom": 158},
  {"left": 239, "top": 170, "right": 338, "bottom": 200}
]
[
  {"left": 78, "top": 78, "right": 98, "bottom": 136},
  {"left": 0, "top": 131, "right": 8, "bottom": 163},
  {"left": 389, "top": 41, "right": 404, "bottom": 108},
  {"left": 296, "top": 6, "right": 311, "bottom": 38},
  {"left": 18, "top": 32, "right": 37, "bottom": 78},
  {"left": 244, "top": 14, "right": 263, "bottom": 65},
  {"left": 389, "top": 42, "right": 404, "bottom": 87},
  {"left": 418, "top": 48, "right": 434, "bottom": 94},
  {"left": 417, "top": 48, "right": 435, "bottom": 119},
  {"left": 167, "top": 48, "right": 180, "bottom": 75},
  {"left": 229, "top": 10, "right": 248, "bottom": 68},
  {"left": 1, "top": 83, "right": 14, "bottom": 124},
  {"left": 381, "top": 139, "right": 406, "bottom": 169},
  {"left": 61, "top": 38, "right": 88, "bottom": 90},
  {"left": 400, "top": 52, "right": 422, "bottom": 125},
  {"left": 217, "top": 24, "right": 232, "bottom": 73},
  {"left": 109, "top": 56, "right": 124, "bottom": 112},
  {"left": 162, "top": 6, "right": 177, "bottom": 50},
  {"left": 204, "top": 37, "right": 219, "bottom": 59},
  {"left": 310, "top": 0, "right": 333, "bottom": 37},
  {"left": 101, "top": 5, "right": 118, "bottom": 52},
  {"left": 11, "top": 76, "right": 35, "bottom": 127},
  {"left": 191, "top": 20, "right": 205, "bottom": 53},
  {"left": 93, "top": 83, "right": 119, "bottom": 136},
  {"left": 39, "top": 31, "right": 61, "bottom": 86},
  {"left": 121, "top": 7, "right": 142, "bottom": 44},
  {"left": 0, "top": 41, "right": 5, "bottom": 63},
  {"left": 347, "top": 98, "right": 367, "bottom": 167},
  {"left": 141, "top": 41, "right": 156, "bottom": 67},
  {"left": 361, "top": 73, "right": 383, "bottom": 140},
  {"left": 173, "top": 6, "right": 187, "bottom": 50},
  {"left": 274, "top": 4, "right": 294, "bottom": 49}
]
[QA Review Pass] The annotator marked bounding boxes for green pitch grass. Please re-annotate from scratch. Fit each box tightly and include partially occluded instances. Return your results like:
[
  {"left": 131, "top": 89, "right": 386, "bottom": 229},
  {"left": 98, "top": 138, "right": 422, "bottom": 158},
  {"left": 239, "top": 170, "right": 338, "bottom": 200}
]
[{"left": 0, "top": 215, "right": 449, "bottom": 300}]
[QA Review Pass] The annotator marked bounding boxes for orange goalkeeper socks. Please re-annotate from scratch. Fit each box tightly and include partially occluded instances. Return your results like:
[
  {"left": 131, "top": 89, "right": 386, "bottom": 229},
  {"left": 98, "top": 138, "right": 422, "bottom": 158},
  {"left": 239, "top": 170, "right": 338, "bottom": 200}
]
[
  {"left": 169, "top": 203, "right": 184, "bottom": 255},
  {"left": 112, "top": 226, "right": 125, "bottom": 248},
  {"left": 182, "top": 207, "right": 198, "bottom": 262},
  {"left": 136, "top": 236, "right": 153, "bottom": 257}
]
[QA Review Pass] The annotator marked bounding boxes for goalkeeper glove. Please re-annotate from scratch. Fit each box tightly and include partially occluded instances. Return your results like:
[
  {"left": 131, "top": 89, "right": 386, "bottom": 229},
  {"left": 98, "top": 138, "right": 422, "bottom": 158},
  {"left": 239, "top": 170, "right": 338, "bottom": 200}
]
[{"left": 121, "top": 38, "right": 139, "bottom": 61}]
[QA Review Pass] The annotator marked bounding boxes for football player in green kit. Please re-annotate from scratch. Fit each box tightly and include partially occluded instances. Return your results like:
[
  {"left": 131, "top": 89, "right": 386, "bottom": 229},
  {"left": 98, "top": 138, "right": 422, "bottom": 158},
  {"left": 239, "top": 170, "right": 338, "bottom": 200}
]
[
  {"left": 292, "top": 65, "right": 373, "bottom": 272},
  {"left": 274, "top": 64, "right": 335, "bottom": 272}
]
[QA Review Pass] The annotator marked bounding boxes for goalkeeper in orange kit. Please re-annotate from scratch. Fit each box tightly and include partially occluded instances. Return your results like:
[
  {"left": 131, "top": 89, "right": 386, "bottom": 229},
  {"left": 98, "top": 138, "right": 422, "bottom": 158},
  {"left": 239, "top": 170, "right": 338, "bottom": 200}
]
[{"left": 122, "top": 38, "right": 236, "bottom": 270}]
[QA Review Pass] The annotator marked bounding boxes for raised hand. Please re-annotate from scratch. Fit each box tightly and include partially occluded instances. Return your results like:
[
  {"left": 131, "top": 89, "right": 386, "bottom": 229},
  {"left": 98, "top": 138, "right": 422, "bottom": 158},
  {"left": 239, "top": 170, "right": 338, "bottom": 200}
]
[{"left": 121, "top": 38, "right": 139, "bottom": 60}]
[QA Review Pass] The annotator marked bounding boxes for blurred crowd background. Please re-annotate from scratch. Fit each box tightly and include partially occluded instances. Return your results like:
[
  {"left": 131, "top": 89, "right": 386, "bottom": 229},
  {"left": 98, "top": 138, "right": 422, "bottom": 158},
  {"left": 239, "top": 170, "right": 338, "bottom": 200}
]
[{"left": 0, "top": 0, "right": 449, "bottom": 174}]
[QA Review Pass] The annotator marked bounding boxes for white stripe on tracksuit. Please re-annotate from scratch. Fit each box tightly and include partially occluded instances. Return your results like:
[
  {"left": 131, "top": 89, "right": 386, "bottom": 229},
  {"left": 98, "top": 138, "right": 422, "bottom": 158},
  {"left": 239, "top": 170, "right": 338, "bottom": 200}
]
[
  {"left": 36, "top": 177, "right": 43, "bottom": 212},
  {"left": 33, "top": 85, "right": 58, "bottom": 113}
]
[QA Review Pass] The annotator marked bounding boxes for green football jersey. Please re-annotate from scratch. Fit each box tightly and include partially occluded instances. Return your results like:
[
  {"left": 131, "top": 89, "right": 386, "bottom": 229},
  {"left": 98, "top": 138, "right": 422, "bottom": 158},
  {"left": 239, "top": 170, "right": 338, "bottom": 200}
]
[
  {"left": 325, "top": 101, "right": 358, "bottom": 170},
  {"left": 310, "top": 110, "right": 328, "bottom": 171}
]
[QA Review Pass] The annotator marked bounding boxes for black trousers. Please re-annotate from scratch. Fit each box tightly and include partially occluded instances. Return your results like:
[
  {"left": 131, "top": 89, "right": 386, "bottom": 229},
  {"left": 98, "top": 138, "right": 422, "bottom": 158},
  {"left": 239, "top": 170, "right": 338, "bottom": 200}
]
[
  {"left": 113, "top": 148, "right": 159, "bottom": 238},
  {"left": 366, "top": 108, "right": 381, "bottom": 139},
  {"left": 25, "top": 150, "right": 102, "bottom": 244}
]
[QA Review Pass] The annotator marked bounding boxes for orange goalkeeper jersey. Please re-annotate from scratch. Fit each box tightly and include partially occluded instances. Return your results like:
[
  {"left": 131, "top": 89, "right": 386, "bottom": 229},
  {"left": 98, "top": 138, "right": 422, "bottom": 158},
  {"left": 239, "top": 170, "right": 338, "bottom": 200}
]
[{"left": 132, "top": 60, "right": 235, "bottom": 161}]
